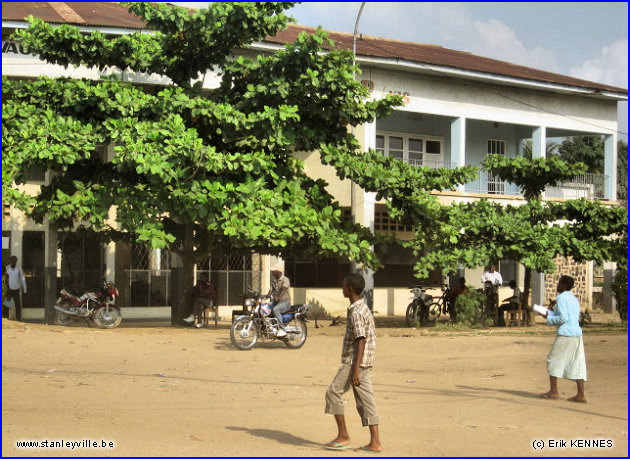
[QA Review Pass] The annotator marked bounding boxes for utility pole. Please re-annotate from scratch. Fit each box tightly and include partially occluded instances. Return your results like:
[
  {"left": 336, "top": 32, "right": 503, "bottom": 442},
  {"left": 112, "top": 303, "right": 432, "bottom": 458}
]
[{"left": 350, "top": 2, "right": 375, "bottom": 311}]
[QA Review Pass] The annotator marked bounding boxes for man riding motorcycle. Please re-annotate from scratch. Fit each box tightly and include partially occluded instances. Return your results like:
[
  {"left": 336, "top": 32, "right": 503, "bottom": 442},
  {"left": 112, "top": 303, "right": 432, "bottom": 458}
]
[{"left": 267, "top": 265, "right": 291, "bottom": 337}]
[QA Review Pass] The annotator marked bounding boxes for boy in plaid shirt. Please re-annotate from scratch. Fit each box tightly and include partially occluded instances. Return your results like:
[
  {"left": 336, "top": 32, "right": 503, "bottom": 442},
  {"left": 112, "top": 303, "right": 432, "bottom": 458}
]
[{"left": 324, "top": 273, "right": 382, "bottom": 453}]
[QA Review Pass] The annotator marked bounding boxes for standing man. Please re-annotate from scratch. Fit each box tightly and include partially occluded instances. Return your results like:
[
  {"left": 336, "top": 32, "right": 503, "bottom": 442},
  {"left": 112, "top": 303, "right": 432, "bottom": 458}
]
[
  {"left": 4, "top": 256, "right": 27, "bottom": 321},
  {"left": 481, "top": 264, "right": 502, "bottom": 287},
  {"left": 324, "top": 273, "right": 382, "bottom": 453},
  {"left": 268, "top": 265, "right": 291, "bottom": 337},
  {"left": 539, "top": 275, "right": 587, "bottom": 403}
]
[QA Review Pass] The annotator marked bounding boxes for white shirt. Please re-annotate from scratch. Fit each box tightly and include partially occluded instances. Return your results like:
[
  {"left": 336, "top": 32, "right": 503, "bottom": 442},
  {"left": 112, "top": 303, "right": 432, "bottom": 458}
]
[
  {"left": 5, "top": 265, "right": 27, "bottom": 292},
  {"left": 481, "top": 270, "right": 502, "bottom": 286}
]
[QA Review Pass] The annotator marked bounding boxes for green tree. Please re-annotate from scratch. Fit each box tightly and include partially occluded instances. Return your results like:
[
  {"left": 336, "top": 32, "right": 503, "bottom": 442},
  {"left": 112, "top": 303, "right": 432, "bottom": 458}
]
[
  {"left": 400, "top": 155, "right": 627, "bottom": 318},
  {"left": 557, "top": 136, "right": 627, "bottom": 203},
  {"left": 521, "top": 139, "right": 559, "bottom": 159},
  {"left": 3, "top": 3, "right": 405, "bottom": 322},
  {"left": 4, "top": 3, "right": 473, "bottom": 323},
  {"left": 558, "top": 136, "right": 605, "bottom": 172}
]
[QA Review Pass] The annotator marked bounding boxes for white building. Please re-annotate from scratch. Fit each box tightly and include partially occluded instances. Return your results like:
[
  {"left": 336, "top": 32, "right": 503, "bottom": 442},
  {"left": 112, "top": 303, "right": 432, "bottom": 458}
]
[{"left": 3, "top": 3, "right": 626, "bottom": 321}]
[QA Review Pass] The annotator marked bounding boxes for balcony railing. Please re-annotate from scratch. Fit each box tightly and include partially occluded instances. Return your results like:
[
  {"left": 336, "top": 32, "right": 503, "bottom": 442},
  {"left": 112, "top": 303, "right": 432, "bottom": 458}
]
[
  {"left": 398, "top": 158, "right": 608, "bottom": 200},
  {"left": 546, "top": 173, "right": 606, "bottom": 200}
]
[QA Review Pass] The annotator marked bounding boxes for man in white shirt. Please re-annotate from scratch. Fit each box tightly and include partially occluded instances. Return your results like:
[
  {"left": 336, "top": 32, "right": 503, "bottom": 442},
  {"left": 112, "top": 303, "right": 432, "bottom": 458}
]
[
  {"left": 481, "top": 265, "right": 503, "bottom": 287},
  {"left": 4, "top": 256, "right": 27, "bottom": 321}
]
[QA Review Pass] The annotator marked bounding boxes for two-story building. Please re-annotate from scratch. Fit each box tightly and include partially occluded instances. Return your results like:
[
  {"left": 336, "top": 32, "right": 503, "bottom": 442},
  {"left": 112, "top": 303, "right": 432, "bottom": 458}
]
[{"left": 3, "top": 2, "right": 626, "bottom": 321}]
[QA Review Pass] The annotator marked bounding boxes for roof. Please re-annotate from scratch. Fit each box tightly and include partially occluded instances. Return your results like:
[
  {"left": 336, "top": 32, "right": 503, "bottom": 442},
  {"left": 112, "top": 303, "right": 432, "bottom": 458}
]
[
  {"left": 3, "top": 2, "right": 627, "bottom": 96},
  {"left": 267, "top": 25, "right": 627, "bottom": 95},
  {"left": 2, "top": 2, "right": 147, "bottom": 29}
]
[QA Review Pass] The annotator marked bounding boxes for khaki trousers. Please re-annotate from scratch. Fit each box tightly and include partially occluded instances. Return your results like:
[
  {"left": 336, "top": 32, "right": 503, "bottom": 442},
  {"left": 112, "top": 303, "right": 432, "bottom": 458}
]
[{"left": 325, "top": 363, "right": 380, "bottom": 426}]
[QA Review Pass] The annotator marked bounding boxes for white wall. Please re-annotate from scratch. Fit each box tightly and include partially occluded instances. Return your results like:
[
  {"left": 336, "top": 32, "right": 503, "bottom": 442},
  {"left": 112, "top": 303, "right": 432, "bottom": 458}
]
[{"left": 366, "top": 67, "right": 618, "bottom": 136}]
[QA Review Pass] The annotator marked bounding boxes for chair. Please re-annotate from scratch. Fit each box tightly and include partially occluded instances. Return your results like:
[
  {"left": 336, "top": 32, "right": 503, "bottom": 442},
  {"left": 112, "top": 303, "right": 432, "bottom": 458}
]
[
  {"left": 505, "top": 302, "right": 524, "bottom": 327},
  {"left": 201, "top": 303, "right": 218, "bottom": 328}
]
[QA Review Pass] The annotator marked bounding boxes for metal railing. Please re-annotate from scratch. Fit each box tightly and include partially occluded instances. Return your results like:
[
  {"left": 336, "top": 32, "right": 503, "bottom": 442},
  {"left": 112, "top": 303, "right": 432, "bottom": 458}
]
[
  {"left": 399, "top": 158, "right": 608, "bottom": 200},
  {"left": 546, "top": 174, "right": 606, "bottom": 200},
  {"left": 403, "top": 158, "right": 457, "bottom": 169}
]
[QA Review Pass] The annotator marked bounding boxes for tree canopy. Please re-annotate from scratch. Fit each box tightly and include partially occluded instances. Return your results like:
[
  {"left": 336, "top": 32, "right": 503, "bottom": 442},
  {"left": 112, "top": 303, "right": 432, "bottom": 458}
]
[{"left": 3, "top": 2, "right": 475, "bottom": 322}]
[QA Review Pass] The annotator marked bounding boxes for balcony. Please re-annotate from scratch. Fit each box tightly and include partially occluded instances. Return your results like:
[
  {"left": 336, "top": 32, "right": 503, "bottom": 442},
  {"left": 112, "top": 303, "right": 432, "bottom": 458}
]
[{"left": 398, "top": 158, "right": 608, "bottom": 201}]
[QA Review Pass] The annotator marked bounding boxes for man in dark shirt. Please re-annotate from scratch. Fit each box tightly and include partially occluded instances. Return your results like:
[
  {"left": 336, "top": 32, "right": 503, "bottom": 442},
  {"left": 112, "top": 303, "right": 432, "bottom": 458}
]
[{"left": 184, "top": 272, "right": 217, "bottom": 328}]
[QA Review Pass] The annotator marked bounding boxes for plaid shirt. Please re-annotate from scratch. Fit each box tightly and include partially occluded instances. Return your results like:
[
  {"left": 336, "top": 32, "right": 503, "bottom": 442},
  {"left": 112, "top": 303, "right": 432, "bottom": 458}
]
[{"left": 341, "top": 298, "right": 376, "bottom": 368}]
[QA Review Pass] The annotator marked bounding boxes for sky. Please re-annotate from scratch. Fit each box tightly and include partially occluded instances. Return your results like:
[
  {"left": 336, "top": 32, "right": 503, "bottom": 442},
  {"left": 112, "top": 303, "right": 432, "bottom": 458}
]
[{"left": 170, "top": 2, "right": 628, "bottom": 140}]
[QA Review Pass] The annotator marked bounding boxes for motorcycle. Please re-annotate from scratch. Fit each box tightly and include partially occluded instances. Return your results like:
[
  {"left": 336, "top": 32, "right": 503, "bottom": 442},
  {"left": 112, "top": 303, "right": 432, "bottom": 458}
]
[
  {"left": 405, "top": 285, "right": 439, "bottom": 327},
  {"left": 230, "top": 290, "right": 310, "bottom": 350},
  {"left": 55, "top": 280, "right": 122, "bottom": 329}
]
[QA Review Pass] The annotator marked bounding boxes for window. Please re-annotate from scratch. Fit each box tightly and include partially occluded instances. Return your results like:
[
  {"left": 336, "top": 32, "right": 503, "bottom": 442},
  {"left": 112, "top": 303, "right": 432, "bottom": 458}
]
[
  {"left": 374, "top": 209, "right": 412, "bottom": 233},
  {"left": 487, "top": 139, "right": 506, "bottom": 194},
  {"left": 498, "top": 259, "right": 516, "bottom": 286},
  {"left": 376, "top": 132, "right": 443, "bottom": 167}
]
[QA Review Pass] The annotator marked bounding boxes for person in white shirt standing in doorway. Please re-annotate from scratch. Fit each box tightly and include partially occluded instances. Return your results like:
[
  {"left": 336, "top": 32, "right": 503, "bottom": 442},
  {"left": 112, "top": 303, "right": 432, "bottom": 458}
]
[{"left": 4, "top": 256, "right": 27, "bottom": 321}]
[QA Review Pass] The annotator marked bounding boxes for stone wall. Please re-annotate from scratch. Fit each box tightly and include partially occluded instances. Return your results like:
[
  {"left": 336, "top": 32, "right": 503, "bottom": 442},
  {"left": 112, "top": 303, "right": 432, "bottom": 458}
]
[{"left": 544, "top": 257, "right": 591, "bottom": 310}]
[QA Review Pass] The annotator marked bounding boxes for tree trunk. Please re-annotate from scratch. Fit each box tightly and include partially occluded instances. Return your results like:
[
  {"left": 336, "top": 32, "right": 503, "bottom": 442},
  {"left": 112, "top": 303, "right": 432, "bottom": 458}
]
[
  {"left": 171, "top": 222, "right": 196, "bottom": 325},
  {"left": 522, "top": 266, "right": 533, "bottom": 325}
]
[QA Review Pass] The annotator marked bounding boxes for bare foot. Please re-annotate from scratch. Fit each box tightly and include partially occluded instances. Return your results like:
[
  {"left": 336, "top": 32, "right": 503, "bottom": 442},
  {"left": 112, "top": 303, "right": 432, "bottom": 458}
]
[
  {"left": 539, "top": 392, "right": 559, "bottom": 399},
  {"left": 568, "top": 395, "right": 587, "bottom": 403}
]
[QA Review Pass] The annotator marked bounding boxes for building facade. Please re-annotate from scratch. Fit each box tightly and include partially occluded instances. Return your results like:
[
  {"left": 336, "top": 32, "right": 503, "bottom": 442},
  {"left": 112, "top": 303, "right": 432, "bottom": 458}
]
[{"left": 3, "top": 3, "right": 625, "bottom": 320}]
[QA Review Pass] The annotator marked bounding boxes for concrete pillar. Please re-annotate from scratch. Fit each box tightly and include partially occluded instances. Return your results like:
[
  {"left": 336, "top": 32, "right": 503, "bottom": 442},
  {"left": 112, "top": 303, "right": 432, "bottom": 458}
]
[
  {"left": 531, "top": 126, "right": 549, "bottom": 304},
  {"left": 604, "top": 134, "right": 617, "bottom": 201},
  {"left": 532, "top": 126, "right": 547, "bottom": 159},
  {"left": 352, "top": 119, "right": 376, "bottom": 310},
  {"left": 531, "top": 271, "right": 545, "bottom": 307},
  {"left": 602, "top": 261, "right": 617, "bottom": 314},
  {"left": 450, "top": 117, "right": 466, "bottom": 191}
]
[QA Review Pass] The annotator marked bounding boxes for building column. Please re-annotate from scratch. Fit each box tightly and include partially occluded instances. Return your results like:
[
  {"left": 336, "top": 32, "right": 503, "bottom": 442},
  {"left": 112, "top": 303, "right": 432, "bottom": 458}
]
[
  {"left": 352, "top": 119, "right": 376, "bottom": 309},
  {"left": 531, "top": 271, "right": 545, "bottom": 309},
  {"left": 531, "top": 126, "right": 548, "bottom": 301},
  {"left": 532, "top": 126, "right": 547, "bottom": 159},
  {"left": 604, "top": 134, "right": 617, "bottom": 201},
  {"left": 602, "top": 261, "right": 617, "bottom": 314},
  {"left": 450, "top": 117, "right": 466, "bottom": 192}
]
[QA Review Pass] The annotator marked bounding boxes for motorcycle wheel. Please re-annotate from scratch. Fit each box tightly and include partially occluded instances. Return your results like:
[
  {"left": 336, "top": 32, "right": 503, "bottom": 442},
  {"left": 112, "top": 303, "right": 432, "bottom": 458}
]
[
  {"left": 283, "top": 319, "right": 307, "bottom": 349},
  {"left": 92, "top": 307, "right": 122, "bottom": 329},
  {"left": 405, "top": 303, "right": 417, "bottom": 327},
  {"left": 230, "top": 317, "right": 259, "bottom": 350},
  {"left": 55, "top": 304, "right": 74, "bottom": 326}
]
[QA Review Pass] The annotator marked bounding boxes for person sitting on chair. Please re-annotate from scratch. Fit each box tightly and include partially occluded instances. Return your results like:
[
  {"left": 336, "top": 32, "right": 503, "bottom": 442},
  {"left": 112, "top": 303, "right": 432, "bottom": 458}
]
[
  {"left": 498, "top": 280, "right": 521, "bottom": 326},
  {"left": 184, "top": 273, "right": 218, "bottom": 328}
]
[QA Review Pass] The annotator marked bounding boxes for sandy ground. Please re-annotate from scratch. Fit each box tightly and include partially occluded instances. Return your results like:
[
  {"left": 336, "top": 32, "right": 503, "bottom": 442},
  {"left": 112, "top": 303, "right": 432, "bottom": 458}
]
[{"left": 2, "top": 314, "right": 627, "bottom": 457}]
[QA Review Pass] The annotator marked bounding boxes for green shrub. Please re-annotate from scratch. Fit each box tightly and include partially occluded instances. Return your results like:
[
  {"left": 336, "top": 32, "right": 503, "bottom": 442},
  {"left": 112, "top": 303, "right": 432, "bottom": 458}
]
[
  {"left": 453, "top": 290, "right": 494, "bottom": 328},
  {"left": 611, "top": 265, "right": 628, "bottom": 321}
]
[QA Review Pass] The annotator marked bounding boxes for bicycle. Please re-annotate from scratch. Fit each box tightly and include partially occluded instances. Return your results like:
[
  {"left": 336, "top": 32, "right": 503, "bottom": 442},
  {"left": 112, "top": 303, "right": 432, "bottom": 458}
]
[{"left": 427, "top": 284, "right": 453, "bottom": 320}]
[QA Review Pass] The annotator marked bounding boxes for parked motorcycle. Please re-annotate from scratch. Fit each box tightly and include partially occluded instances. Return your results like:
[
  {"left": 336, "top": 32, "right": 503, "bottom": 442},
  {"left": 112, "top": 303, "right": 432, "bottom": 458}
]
[
  {"left": 230, "top": 290, "right": 310, "bottom": 350},
  {"left": 405, "top": 286, "right": 439, "bottom": 327},
  {"left": 55, "top": 280, "right": 122, "bottom": 329}
]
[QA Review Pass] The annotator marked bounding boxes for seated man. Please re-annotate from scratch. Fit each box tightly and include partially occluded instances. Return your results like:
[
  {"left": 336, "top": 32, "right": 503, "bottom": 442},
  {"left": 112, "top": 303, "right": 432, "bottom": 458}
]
[
  {"left": 184, "top": 273, "right": 218, "bottom": 328},
  {"left": 498, "top": 280, "right": 522, "bottom": 326}
]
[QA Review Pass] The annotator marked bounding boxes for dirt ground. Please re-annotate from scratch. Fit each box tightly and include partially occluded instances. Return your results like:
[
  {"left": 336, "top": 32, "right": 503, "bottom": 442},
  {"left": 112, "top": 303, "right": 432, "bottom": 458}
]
[{"left": 2, "top": 313, "right": 627, "bottom": 457}]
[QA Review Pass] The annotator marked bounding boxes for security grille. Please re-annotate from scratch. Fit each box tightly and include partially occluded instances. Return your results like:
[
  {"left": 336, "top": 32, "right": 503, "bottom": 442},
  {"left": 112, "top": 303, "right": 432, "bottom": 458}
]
[
  {"left": 197, "top": 255, "right": 260, "bottom": 306},
  {"left": 124, "top": 249, "right": 259, "bottom": 307},
  {"left": 126, "top": 244, "right": 172, "bottom": 306},
  {"left": 487, "top": 139, "right": 506, "bottom": 194}
]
